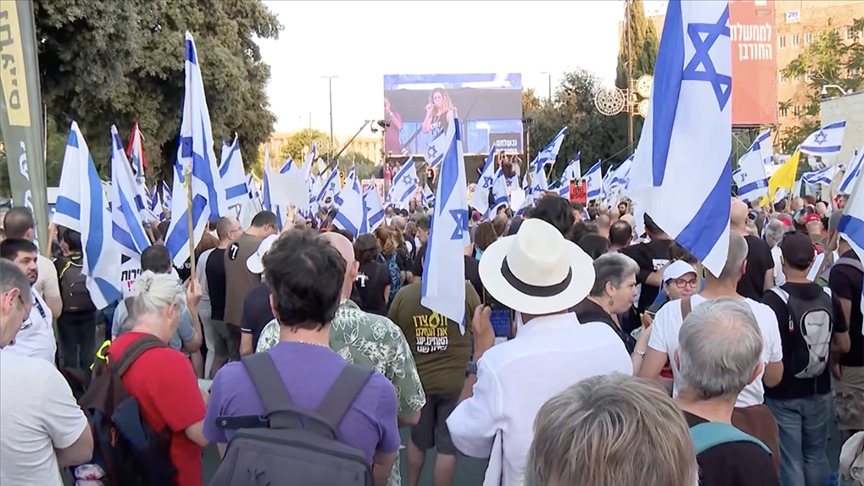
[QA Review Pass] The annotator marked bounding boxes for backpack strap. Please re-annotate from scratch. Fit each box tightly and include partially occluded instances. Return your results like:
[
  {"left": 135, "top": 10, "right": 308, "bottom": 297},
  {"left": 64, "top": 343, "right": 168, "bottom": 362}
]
[
  {"left": 111, "top": 335, "right": 166, "bottom": 376},
  {"left": 690, "top": 422, "right": 771, "bottom": 456},
  {"left": 242, "top": 353, "right": 302, "bottom": 430},
  {"left": 58, "top": 260, "right": 74, "bottom": 280},
  {"left": 834, "top": 257, "right": 864, "bottom": 273},
  {"left": 315, "top": 364, "right": 373, "bottom": 431},
  {"left": 680, "top": 297, "right": 693, "bottom": 321},
  {"left": 768, "top": 286, "right": 790, "bottom": 304}
]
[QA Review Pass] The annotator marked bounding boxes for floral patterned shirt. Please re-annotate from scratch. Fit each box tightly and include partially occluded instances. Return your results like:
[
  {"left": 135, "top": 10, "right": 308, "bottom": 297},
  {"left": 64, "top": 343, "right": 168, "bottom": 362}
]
[{"left": 256, "top": 299, "right": 426, "bottom": 486}]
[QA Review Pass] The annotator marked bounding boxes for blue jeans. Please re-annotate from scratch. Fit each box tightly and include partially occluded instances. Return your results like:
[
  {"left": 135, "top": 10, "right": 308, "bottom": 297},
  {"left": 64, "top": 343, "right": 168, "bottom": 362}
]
[{"left": 766, "top": 394, "right": 832, "bottom": 486}]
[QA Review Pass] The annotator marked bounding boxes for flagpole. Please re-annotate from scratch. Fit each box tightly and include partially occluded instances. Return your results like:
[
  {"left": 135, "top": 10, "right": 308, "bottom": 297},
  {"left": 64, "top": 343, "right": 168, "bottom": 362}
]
[{"left": 186, "top": 167, "right": 196, "bottom": 277}]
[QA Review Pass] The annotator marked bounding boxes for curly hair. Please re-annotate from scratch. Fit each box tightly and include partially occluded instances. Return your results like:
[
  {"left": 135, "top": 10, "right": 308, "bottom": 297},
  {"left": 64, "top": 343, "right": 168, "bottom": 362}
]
[{"left": 374, "top": 226, "right": 397, "bottom": 256}]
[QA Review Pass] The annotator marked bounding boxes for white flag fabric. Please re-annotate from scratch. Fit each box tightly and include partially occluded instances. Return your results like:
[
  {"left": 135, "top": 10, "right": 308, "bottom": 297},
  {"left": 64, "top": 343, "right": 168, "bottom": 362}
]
[
  {"left": 801, "top": 121, "right": 846, "bottom": 156},
  {"left": 388, "top": 158, "right": 419, "bottom": 209},
  {"left": 364, "top": 184, "right": 385, "bottom": 231},
  {"left": 422, "top": 117, "right": 470, "bottom": 332},
  {"left": 164, "top": 32, "right": 229, "bottom": 267},
  {"left": 733, "top": 135, "right": 769, "bottom": 203},
  {"left": 628, "top": 0, "right": 732, "bottom": 276},
  {"left": 219, "top": 135, "right": 248, "bottom": 209},
  {"left": 489, "top": 168, "right": 509, "bottom": 218},
  {"left": 472, "top": 147, "right": 497, "bottom": 216},
  {"left": 535, "top": 127, "right": 567, "bottom": 168},
  {"left": 316, "top": 169, "right": 341, "bottom": 208},
  {"left": 333, "top": 166, "right": 368, "bottom": 237},
  {"left": 801, "top": 165, "right": 836, "bottom": 186},
  {"left": 584, "top": 161, "right": 603, "bottom": 200},
  {"left": 560, "top": 153, "right": 581, "bottom": 185},
  {"left": 421, "top": 184, "right": 435, "bottom": 208},
  {"left": 53, "top": 122, "right": 122, "bottom": 309},
  {"left": 127, "top": 122, "right": 154, "bottom": 222},
  {"left": 754, "top": 129, "right": 774, "bottom": 165},
  {"left": 839, "top": 148, "right": 863, "bottom": 195},
  {"left": 110, "top": 126, "right": 151, "bottom": 259},
  {"left": 838, "top": 160, "right": 864, "bottom": 317}
]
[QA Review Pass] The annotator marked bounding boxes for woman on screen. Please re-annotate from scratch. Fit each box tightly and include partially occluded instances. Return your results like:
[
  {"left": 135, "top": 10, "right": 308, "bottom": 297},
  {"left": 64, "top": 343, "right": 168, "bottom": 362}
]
[
  {"left": 383, "top": 97, "right": 403, "bottom": 154},
  {"left": 421, "top": 87, "right": 454, "bottom": 138}
]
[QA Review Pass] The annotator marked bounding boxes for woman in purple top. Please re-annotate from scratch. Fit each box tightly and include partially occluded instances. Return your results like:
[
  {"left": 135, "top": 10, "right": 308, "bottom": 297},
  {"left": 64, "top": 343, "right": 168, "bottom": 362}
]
[{"left": 203, "top": 231, "right": 400, "bottom": 483}]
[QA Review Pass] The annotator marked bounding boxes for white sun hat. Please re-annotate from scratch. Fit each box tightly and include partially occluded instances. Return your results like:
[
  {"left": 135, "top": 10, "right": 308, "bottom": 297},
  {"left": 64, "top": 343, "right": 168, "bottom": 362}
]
[
  {"left": 246, "top": 234, "right": 279, "bottom": 274},
  {"left": 479, "top": 218, "right": 595, "bottom": 315}
]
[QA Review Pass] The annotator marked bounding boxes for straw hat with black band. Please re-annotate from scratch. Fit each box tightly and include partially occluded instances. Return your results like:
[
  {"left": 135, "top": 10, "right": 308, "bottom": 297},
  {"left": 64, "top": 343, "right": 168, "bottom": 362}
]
[{"left": 479, "top": 218, "right": 595, "bottom": 315}]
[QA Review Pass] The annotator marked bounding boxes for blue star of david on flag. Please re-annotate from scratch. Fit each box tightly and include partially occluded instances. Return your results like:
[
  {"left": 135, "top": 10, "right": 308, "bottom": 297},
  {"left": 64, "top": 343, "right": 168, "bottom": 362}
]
[
  {"left": 681, "top": 6, "right": 732, "bottom": 111},
  {"left": 449, "top": 209, "right": 468, "bottom": 240},
  {"left": 427, "top": 144, "right": 438, "bottom": 160},
  {"left": 814, "top": 131, "right": 827, "bottom": 145}
]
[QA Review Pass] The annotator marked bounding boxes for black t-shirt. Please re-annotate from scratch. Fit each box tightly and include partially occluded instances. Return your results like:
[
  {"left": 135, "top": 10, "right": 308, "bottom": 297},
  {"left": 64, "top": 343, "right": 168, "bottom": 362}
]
[
  {"left": 829, "top": 250, "right": 864, "bottom": 367},
  {"left": 571, "top": 299, "right": 636, "bottom": 353},
  {"left": 356, "top": 260, "right": 390, "bottom": 316},
  {"left": 240, "top": 282, "right": 274, "bottom": 350},
  {"left": 619, "top": 239, "right": 672, "bottom": 313},
  {"left": 205, "top": 248, "right": 228, "bottom": 321},
  {"left": 684, "top": 412, "right": 780, "bottom": 486},
  {"left": 737, "top": 235, "right": 774, "bottom": 300},
  {"left": 464, "top": 256, "right": 483, "bottom": 299},
  {"left": 761, "top": 282, "right": 848, "bottom": 399}
]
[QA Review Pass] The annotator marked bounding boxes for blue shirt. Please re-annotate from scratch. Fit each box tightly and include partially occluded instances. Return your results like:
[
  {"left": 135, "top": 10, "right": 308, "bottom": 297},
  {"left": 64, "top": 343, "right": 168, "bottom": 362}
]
[{"left": 111, "top": 300, "right": 195, "bottom": 351}]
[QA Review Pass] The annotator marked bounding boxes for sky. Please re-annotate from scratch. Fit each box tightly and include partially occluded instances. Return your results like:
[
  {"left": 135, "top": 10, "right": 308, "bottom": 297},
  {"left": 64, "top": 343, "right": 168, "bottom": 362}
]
[{"left": 258, "top": 0, "right": 668, "bottom": 135}]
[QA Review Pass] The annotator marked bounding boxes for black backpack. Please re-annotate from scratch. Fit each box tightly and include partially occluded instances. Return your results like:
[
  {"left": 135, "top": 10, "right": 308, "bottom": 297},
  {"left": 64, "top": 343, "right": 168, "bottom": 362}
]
[
  {"left": 209, "top": 353, "right": 374, "bottom": 486},
  {"left": 59, "top": 260, "right": 96, "bottom": 313},
  {"left": 79, "top": 335, "right": 178, "bottom": 486},
  {"left": 769, "top": 285, "right": 834, "bottom": 379}
]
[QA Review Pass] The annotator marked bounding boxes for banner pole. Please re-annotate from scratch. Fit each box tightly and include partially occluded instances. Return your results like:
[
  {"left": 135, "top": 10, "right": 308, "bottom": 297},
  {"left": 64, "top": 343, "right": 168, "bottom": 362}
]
[{"left": 186, "top": 168, "right": 196, "bottom": 277}]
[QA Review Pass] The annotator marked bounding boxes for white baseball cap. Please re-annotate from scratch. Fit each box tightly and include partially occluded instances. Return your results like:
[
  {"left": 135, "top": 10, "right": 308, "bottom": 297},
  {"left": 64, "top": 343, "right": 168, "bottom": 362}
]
[
  {"left": 246, "top": 234, "right": 279, "bottom": 274},
  {"left": 663, "top": 260, "right": 697, "bottom": 283}
]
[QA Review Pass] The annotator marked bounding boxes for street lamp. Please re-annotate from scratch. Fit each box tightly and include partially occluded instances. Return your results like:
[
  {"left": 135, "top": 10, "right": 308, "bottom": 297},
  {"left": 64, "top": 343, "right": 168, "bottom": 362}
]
[
  {"left": 540, "top": 72, "right": 552, "bottom": 100},
  {"left": 821, "top": 84, "right": 847, "bottom": 97},
  {"left": 322, "top": 75, "right": 339, "bottom": 165}
]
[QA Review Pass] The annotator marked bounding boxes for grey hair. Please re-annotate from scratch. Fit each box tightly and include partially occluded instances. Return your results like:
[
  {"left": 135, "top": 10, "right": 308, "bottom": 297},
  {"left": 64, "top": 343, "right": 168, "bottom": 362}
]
[
  {"left": 595, "top": 214, "right": 611, "bottom": 230},
  {"left": 0, "top": 259, "right": 31, "bottom": 302},
  {"left": 764, "top": 219, "right": 790, "bottom": 247},
  {"left": 526, "top": 374, "right": 699, "bottom": 486},
  {"left": 589, "top": 253, "right": 639, "bottom": 297},
  {"left": 678, "top": 297, "right": 763, "bottom": 400},
  {"left": 129, "top": 271, "right": 186, "bottom": 320},
  {"left": 716, "top": 231, "right": 748, "bottom": 280}
]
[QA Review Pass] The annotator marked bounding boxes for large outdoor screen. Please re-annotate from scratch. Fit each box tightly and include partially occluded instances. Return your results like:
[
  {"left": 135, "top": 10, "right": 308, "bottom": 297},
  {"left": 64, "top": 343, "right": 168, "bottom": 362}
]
[{"left": 382, "top": 73, "right": 523, "bottom": 157}]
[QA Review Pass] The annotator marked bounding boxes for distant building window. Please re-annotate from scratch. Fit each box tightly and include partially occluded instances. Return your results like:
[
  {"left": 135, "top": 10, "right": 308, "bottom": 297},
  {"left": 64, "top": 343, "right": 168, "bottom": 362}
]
[
  {"left": 780, "top": 36, "right": 787, "bottom": 48},
  {"left": 804, "top": 32, "right": 812, "bottom": 45},
  {"left": 848, "top": 28, "right": 861, "bottom": 40},
  {"left": 780, "top": 106, "right": 789, "bottom": 117},
  {"left": 793, "top": 34, "right": 801, "bottom": 46},
  {"left": 780, "top": 72, "right": 787, "bottom": 83},
  {"left": 793, "top": 105, "right": 801, "bottom": 116}
]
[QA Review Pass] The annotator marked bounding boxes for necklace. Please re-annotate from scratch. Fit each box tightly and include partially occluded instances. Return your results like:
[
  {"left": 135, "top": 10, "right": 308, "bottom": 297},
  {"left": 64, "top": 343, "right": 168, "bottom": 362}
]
[{"left": 289, "top": 340, "right": 329, "bottom": 348}]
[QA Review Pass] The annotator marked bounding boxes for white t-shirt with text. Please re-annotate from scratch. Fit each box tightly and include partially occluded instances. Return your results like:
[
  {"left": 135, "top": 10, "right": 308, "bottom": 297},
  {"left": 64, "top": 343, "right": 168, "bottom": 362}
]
[
  {"left": 647, "top": 294, "right": 783, "bottom": 408},
  {"left": 0, "top": 349, "right": 89, "bottom": 486}
]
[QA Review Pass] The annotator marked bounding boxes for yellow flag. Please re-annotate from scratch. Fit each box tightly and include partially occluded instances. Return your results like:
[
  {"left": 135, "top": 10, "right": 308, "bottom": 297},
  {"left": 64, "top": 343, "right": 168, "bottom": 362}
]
[{"left": 767, "top": 150, "right": 801, "bottom": 202}]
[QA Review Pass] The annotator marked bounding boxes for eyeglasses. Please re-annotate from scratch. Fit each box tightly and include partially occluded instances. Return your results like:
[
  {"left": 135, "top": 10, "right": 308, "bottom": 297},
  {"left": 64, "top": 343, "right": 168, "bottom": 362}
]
[{"left": 673, "top": 278, "right": 699, "bottom": 289}]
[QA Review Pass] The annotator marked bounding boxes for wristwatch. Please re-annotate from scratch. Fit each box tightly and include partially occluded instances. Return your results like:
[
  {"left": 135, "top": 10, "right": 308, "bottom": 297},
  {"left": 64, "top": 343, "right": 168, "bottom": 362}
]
[{"left": 465, "top": 361, "right": 478, "bottom": 376}]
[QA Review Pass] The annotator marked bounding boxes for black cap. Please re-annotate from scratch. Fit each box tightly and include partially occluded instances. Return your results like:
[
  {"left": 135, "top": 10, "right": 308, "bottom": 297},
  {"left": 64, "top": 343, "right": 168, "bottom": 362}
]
[{"left": 780, "top": 232, "right": 815, "bottom": 270}]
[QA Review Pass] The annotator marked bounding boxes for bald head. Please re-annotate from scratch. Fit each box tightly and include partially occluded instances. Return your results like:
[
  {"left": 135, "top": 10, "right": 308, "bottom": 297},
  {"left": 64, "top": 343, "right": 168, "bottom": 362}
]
[
  {"left": 392, "top": 216, "right": 407, "bottom": 231},
  {"left": 730, "top": 198, "right": 748, "bottom": 229},
  {"left": 319, "top": 232, "right": 355, "bottom": 266},
  {"left": 716, "top": 231, "right": 748, "bottom": 281}
]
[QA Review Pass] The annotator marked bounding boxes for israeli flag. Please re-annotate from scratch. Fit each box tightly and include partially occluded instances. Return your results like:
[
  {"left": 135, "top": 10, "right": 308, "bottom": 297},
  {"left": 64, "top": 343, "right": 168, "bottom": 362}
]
[
  {"left": 364, "top": 185, "right": 385, "bottom": 231},
  {"left": 838, "top": 161, "right": 864, "bottom": 317},
  {"left": 754, "top": 129, "right": 774, "bottom": 165},
  {"left": 560, "top": 153, "right": 581, "bottom": 185},
  {"left": 472, "top": 147, "right": 497, "bottom": 216},
  {"left": 53, "top": 122, "right": 122, "bottom": 309},
  {"left": 535, "top": 127, "right": 567, "bottom": 168},
  {"left": 733, "top": 136, "right": 769, "bottom": 203},
  {"left": 164, "top": 32, "right": 229, "bottom": 267},
  {"left": 584, "top": 160, "right": 603, "bottom": 200},
  {"left": 110, "top": 126, "right": 151, "bottom": 259},
  {"left": 628, "top": 0, "right": 732, "bottom": 276},
  {"left": 489, "top": 167, "right": 509, "bottom": 218},
  {"left": 422, "top": 115, "right": 469, "bottom": 331},
  {"left": 801, "top": 165, "right": 836, "bottom": 186},
  {"left": 148, "top": 185, "right": 162, "bottom": 214},
  {"left": 801, "top": 121, "right": 846, "bottom": 156},
  {"left": 246, "top": 173, "right": 261, "bottom": 205},
  {"left": 127, "top": 122, "right": 151, "bottom": 212},
  {"left": 421, "top": 184, "right": 435, "bottom": 208},
  {"left": 219, "top": 135, "right": 247, "bottom": 209},
  {"left": 839, "top": 149, "right": 863, "bottom": 195},
  {"left": 160, "top": 180, "right": 172, "bottom": 209},
  {"left": 315, "top": 169, "right": 341, "bottom": 207},
  {"left": 333, "top": 166, "right": 367, "bottom": 237},
  {"left": 388, "top": 157, "right": 419, "bottom": 209},
  {"left": 557, "top": 185, "right": 570, "bottom": 198}
]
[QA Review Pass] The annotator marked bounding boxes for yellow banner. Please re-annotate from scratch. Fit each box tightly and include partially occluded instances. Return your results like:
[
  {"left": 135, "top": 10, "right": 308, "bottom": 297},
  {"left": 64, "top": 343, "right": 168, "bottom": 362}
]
[{"left": 0, "top": 0, "right": 32, "bottom": 127}]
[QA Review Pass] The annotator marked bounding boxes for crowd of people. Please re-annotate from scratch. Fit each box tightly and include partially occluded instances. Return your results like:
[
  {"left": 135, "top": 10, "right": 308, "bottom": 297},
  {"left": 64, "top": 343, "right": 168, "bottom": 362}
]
[{"left": 0, "top": 190, "right": 862, "bottom": 486}]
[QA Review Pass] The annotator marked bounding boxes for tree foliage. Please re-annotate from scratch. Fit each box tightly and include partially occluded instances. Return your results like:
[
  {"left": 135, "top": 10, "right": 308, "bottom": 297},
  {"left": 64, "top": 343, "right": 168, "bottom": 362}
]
[
  {"left": 778, "top": 18, "right": 864, "bottom": 151},
  {"left": 34, "top": 0, "right": 282, "bottom": 184},
  {"left": 279, "top": 129, "right": 331, "bottom": 163},
  {"left": 615, "top": 0, "right": 660, "bottom": 145},
  {"left": 523, "top": 70, "right": 626, "bottom": 181}
]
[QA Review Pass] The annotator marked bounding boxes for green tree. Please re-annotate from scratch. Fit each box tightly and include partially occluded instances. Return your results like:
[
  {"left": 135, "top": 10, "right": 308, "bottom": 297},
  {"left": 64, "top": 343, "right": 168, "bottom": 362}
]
[
  {"left": 279, "top": 129, "right": 331, "bottom": 163},
  {"left": 0, "top": 116, "right": 69, "bottom": 196},
  {"left": 779, "top": 18, "right": 864, "bottom": 151},
  {"left": 336, "top": 151, "right": 376, "bottom": 180},
  {"left": 615, "top": 0, "right": 660, "bottom": 146},
  {"left": 523, "top": 69, "right": 627, "bottom": 181},
  {"left": 35, "top": 0, "right": 282, "bottom": 183}
]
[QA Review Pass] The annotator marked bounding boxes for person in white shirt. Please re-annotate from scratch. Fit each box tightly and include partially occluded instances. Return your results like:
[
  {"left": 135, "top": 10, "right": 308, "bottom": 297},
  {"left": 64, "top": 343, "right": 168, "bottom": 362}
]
[
  {"left": 3, "top": 206, "right": 63, "bottom": 317},
  {"left": 764, "top": 218, "right": 792, "bottom": 286},
  {"left": 0, "top": 259, "right": 93, "bottom": 486},
  {"left": 446, "top": 219, "right": 633, "bottom": 486},
  {"left": 1, "top": 238, "right": 57, "bottom": 363},
  {"left": 638, "top": 230, "right": 784, "bottom": 467}
]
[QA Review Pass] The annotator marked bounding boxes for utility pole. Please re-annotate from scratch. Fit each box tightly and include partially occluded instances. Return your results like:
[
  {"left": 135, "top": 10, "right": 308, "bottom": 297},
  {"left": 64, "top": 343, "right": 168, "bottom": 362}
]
[
  {"left": 626, "top": 0, "right": 635, "bottom": 156},
  {"left": 322, "top": 76, "right": 338, "bottom": 166},
  {"left": 541, "top": 72, "right": 552, "bottom": 100}
]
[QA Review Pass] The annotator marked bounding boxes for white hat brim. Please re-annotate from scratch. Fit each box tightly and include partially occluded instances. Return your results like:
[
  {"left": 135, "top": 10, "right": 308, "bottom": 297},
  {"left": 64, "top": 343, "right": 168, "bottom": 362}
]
[{"left": 479, "top": 235, "right": 595, "bottom": 315}]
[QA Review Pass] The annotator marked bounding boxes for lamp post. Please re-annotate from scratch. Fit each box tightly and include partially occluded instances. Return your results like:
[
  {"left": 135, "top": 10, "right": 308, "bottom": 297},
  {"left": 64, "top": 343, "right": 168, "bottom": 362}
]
[
  {"left": 540, "top": 72, "right": 552, "bottom": 100},
  {"left": 322, "top": 76, "right": 338, "bottom": 165}
]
